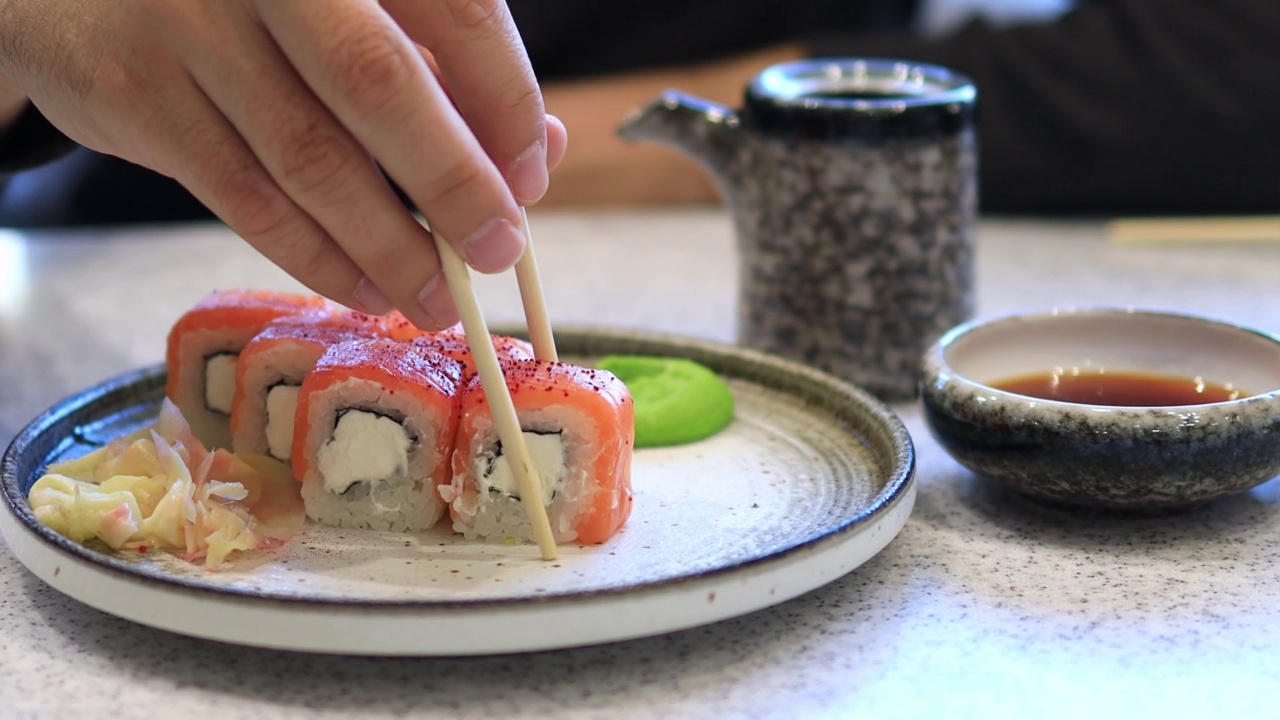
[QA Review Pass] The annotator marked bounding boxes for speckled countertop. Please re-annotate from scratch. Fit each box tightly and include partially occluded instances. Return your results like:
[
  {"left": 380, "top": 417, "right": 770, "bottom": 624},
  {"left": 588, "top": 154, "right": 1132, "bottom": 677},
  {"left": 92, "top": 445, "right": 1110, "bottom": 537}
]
[{"left": 3, "top": 210, "right": 1280, "bottom": 719}]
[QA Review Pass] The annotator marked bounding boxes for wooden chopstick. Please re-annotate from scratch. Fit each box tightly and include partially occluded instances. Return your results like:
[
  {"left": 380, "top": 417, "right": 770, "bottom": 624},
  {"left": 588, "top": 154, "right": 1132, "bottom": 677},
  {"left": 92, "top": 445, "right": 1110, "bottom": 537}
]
[
  {"left": 1107, "top": 215, "right": 1280, "bottom": 244},
  {"left": 514, "top": 208, "right": 558, "bottom": 361},
  {"left": 433, "top": 235, "right": 558, "bottom": 560}
]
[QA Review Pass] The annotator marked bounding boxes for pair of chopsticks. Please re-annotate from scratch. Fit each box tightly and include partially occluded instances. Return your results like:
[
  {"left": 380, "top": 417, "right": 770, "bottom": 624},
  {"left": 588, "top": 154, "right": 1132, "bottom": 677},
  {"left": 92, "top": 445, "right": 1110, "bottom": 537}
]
[
  {"left": 433, "top": 208, "right": 560, "bottom": 560},
  {"left": 1106, "top": 216, "right": 1280, "bottom": 244}
]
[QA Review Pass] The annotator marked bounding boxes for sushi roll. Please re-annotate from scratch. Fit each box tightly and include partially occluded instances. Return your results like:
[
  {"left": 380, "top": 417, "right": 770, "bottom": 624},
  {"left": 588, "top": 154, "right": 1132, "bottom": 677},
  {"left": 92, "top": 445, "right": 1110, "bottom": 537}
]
[
  {"left": 165, "top": 289, "right": 330, "bottom": 449},
  {"left": 293, "top": 338, "right": 464, "bottom": 531},
  {"left": 380, "top": 310, "right": 428, "bottom": 342},
  {"left": 409, "top": 327, "right": 535, "bottom": 381},
  {"left": 441, "top": 360, "right": 635, "bottom": 545},
  {"left": 229, "top": 312, "right": 386, "bottom": 462}
]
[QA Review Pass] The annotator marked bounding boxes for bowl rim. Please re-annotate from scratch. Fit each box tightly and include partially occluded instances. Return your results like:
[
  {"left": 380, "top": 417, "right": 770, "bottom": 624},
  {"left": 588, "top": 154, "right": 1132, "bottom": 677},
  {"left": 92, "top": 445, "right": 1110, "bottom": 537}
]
[{"left": 922, "top": 306, "right": 1280, "bottom": 411}]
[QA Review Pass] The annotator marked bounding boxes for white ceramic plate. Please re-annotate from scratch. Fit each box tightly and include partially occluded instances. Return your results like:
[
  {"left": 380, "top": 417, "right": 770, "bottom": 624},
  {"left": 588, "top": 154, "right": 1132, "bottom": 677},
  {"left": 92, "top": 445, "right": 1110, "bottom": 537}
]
[{"left": 1, "top": 327, "right": 915, "bottom": 656}]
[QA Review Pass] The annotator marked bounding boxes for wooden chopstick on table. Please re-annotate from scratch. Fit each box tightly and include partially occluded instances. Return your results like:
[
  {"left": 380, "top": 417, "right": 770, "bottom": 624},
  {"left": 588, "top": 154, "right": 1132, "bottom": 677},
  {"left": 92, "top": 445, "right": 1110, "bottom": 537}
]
[
  {"left": 1106, "top": 215, "right": 1280, "bottom": 244},
  {"left": 432, "top": 223, "right": 559, "bottom": 561}
]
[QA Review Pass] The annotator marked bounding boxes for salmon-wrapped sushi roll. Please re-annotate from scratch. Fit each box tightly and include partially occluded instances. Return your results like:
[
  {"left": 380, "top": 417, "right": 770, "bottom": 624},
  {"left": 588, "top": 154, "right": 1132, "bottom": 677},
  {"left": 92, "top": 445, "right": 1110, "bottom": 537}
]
[
  {"left": 380, "top": 310, "right": 428, "bottom": 342},
  {"left": 293, "top": 338, "right": 464, "bottom": 531},
  {"left": 441, "top": 360, "right": 635, "bottom": 545},
  {"left": 165, "top": 289, "right": 331, "bottom": 449},
  {"left": 230, "top": 312, "right": 387, "bottom": 462},
  {"left": 410, "top": 328, "right": 535, "bottom": 381}
]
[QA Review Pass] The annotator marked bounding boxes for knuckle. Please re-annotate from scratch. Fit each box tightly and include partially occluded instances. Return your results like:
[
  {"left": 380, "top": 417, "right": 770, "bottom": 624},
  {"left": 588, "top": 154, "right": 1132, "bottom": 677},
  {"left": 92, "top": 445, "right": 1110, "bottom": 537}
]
[
  {"left": 357, "top": 245, "right": 404, "bottom": 282},
  {"left": 89, "top": 59, "right": 128, "bottom": 99},
  {"left": 214, "top": 176, "right": 347, "bottom": 299},
  {"left": 240, "top": 202, "right": 335, "bottom": 289},
  {"left": 140, "top": 112, "right": 221, "bottom": 178},
  {"left": 329, "top": 24, "right": 416, "bottom": 114},
  {"left": 216, "top": 168, "right": 294, "bottom": 240},
  {"left": 443, "top": 0, "right": 505, "bottom": 34},
  {"left": 275, "top": 124, "right": 354, "bottom": 200},
  {"left": 417, "top": 159, "right": 486, "bottom": 210},
  {"left": 93, "top": 58, "right": 158, "bottom": 123},
  {"left": 503, "top": 84, "right": 541, "bottom": 115},
  {"left": 275, "top": 231, "right": 335, "bottom": 289},
  {"left": 167, "top": 112, "right": 209, "bottom": 151}
]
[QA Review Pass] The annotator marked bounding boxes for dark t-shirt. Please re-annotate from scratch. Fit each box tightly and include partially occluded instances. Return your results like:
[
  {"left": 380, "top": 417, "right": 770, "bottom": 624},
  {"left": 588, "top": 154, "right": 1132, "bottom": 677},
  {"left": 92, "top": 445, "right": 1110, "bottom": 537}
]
[
  {"left": 1, "top": 0, "right": 1276, "bottom": 224},
  {"left": 813, "top": 0, "right": 1280, "bottom": 214}
]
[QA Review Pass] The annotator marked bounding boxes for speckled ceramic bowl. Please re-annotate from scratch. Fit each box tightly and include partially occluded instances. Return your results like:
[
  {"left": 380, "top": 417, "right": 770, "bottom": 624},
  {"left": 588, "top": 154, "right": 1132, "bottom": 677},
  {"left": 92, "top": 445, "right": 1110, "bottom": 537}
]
[{"left": 920, "top": 308, "right": 1280, "bottom": 511}]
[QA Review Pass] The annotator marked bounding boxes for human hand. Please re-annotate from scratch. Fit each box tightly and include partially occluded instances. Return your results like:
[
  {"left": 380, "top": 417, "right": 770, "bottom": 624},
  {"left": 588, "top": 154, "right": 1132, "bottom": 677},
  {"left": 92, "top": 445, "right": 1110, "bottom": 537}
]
[{"left": 0, "top": 0, "right": 567, "bottom": 329}]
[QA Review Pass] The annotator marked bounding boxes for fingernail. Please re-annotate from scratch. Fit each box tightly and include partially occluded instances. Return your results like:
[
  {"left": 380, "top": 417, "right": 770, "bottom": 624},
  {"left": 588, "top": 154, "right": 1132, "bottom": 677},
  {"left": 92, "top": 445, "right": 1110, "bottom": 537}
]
[
  {"left": 507, "top": 140, "right": 548, "bottom": 204},
  {"left": 352, "top": 276, "right": 393, "bottom": 315},
  {"left": 463, "top": 217, "right": 525, "bottom": 273},
  {"left": 416, "top": 273, "right": 457, "bottom": 328}
]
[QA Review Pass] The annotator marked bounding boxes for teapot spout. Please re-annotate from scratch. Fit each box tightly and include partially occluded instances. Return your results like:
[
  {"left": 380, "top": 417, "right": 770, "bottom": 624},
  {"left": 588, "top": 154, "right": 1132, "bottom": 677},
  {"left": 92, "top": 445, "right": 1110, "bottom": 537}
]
[{"left": 617, "top": 90, "right": 741, "bottom": 186}]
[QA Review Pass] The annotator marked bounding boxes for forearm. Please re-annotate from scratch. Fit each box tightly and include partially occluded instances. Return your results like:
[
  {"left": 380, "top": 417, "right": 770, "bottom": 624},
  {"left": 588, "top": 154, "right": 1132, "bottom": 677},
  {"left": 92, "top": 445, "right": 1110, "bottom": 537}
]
[{"left": 541, "top": 43, "right": 804, "bottom": 207}]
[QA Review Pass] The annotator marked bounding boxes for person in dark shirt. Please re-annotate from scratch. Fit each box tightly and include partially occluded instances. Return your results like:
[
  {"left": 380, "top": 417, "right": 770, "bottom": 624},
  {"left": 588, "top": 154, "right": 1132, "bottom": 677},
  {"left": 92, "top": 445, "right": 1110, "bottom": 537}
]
[
  {"left": 518, "top": 0, "right": 1280, "bottom": 215},
  {"left": 1, "top": 0, "right": 1276, "bottom": 231}
]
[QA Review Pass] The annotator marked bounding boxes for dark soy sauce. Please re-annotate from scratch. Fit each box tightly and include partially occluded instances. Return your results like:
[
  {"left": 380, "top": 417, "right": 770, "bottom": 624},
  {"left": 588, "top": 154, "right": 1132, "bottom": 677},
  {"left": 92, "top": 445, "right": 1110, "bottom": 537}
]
[{"left": 991, "top": 370, "right": 1246, "bottom": 407}]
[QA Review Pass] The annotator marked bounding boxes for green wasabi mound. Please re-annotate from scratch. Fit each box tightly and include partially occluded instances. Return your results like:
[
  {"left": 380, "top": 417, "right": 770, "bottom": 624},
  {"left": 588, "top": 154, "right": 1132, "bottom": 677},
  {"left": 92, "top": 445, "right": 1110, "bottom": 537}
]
[{"left": 597, "top": 355, "right": 734, "bottom": 448}]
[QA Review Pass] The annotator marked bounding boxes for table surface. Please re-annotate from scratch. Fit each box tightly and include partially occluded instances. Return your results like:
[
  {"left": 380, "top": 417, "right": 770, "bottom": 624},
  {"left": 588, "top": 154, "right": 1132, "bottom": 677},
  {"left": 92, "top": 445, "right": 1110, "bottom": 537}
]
[{"left": 4, "top": 209, "right": 1280, "bottom": 719}]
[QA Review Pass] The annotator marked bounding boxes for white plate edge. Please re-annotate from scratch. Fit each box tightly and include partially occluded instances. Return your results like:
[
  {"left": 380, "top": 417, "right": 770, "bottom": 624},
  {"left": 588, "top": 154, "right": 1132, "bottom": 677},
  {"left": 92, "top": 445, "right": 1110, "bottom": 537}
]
[{"left": 0, "top": 477, "right": 916, "bottom": 656}]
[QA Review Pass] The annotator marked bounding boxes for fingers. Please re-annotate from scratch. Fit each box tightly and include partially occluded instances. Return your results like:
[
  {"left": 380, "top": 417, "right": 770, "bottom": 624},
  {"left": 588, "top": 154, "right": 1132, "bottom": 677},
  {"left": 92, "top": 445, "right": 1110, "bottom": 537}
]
[
  {"left": 254, "top": 0, "right": 527, "bottom": 276},
  {"left": 546, "top": 114, "right": 568, "bottom": 172},
  {"left": 19, "top": 0, "right": 561, "bottom": 336},
  {"left": 384, "top": 0, "right": 549, "bottom": 205},
  {"left": 416, "top": 41, "right": 566, "bottom": 190},
  {"left": 169, "top": 3, "right": 458, "bottom": 329},
  {"left": 111, "top": 68, "right": 376, "bottom": 317}
]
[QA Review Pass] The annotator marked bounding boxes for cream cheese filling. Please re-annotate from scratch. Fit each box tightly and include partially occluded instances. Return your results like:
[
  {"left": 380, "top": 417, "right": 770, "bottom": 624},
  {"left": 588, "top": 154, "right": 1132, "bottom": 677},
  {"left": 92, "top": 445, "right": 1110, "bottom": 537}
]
[
  {"left": 317, "top": 409, "right": 412, "bottom": 495},
  {"left": 477, "top": 431, "right": 564, "bottom": 506},
  {"left": 265, "top": 383, "right": 300, "bottom": 462},
  {"left": 203, "top": 353, "right": 238, "bottom": 415}
]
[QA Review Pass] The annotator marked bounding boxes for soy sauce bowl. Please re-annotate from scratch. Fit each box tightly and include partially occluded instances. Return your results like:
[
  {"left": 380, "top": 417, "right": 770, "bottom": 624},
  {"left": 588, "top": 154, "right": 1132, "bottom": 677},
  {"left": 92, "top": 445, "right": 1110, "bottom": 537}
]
[{"left": 919, "top": 308, "right": 1280, "bottom": 512}]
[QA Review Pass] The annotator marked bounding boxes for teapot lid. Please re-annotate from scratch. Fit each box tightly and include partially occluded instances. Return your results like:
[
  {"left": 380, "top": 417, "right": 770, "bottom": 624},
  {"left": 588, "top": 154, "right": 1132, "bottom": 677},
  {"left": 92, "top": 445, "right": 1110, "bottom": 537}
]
[{"left": 744, "top": 58, "right": 975, "bottom": 140}]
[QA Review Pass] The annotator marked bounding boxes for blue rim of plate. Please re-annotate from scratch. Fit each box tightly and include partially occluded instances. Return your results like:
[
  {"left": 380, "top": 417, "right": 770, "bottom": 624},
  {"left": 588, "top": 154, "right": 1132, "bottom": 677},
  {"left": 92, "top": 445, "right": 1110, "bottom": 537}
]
[{"left": 2, "top": 326, "right": 915, "bottom": 610}]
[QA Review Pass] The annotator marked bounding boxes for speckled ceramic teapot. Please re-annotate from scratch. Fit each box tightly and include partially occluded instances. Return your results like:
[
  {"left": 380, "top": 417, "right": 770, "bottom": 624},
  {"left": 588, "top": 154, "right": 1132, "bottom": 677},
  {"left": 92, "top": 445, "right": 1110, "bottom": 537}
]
[{"left": 618, "top": 58, "right": 977, "bottom": 400}]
